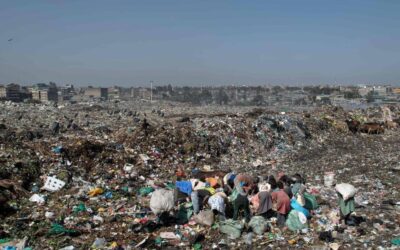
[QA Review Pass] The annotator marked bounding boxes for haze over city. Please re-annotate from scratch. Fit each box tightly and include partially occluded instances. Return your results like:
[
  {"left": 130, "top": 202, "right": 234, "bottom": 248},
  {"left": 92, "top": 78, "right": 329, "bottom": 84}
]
[{"left": 1, "top": 0, "right": 400, "bottom": 86}]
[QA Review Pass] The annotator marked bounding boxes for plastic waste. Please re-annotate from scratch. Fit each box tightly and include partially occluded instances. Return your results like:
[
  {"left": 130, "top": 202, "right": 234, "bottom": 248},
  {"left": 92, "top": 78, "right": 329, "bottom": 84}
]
[
  {"left": 92, "top": 238, "right": 106, "bottom": 248},
  {"left": 219, "top": 219, "right": 243, "bottom": 239},
  {"left": 47, "top": 223, "right": 80, "bottom": 236},
  {"left": 324, "top": 172, "right": 335, "bottom": 187},
  {"left": 244, "top": 232, "right": 253, "bottom": 245},
  {"left": 290, "top": 198, "right": 310, "bottom": 217},
  {"left": 88, "top": 187, "right": 104, "bottom": 197},
  {"left": 150, "top": 189, "right": 175, "bottom": 215},
  {"left": 303, "top": 192, "right": 319, "bottom": 210},
  {"left": 392, "top": 237, "right": 400, "bottom": 246},
  {"left": 42, "top": 176, "right": 65, "bottom": 192},
  {"left": 335, "top": 183, "right": 356, "bottom": 200},
  {"left": 286, "top": 210, "right": 308, "bottom": 231},
  {"left": 73, "top": 203, "right": 87, "bottom": 213},
  {"left": 138, "top": 187, "right": 155, "bottom": 196},
  {"left": 3, "top": 247, "right": 16, "bottom": 250},
  {"left": 248, "top": 216, "right": 268, "bottom": 235},
  {"left": 123, "top": 163, "right": 134, "bottom": 172},
  {"left": 45, "top": 211, "right": 54, "bottom": 219},
  {"left": 194, "top": 210, "right": 214, "bottom": 226},
  {"left": 29, "top": 194, "right": 45, "bottom": 204},
  {"left": 103, "top": 191, "right": 113, "bottom": 199},
  {"left": 159, "top": 232, "right": 180, "bottom": 240},
  {"left": 59, "top": 246, "right": 75, "bottom": 250}
]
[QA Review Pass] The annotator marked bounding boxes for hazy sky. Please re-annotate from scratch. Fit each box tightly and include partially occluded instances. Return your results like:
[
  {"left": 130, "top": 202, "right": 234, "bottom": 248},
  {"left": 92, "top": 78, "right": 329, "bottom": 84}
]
[{"left": 1, "top": 0, "right": 399, "bottom": 86}]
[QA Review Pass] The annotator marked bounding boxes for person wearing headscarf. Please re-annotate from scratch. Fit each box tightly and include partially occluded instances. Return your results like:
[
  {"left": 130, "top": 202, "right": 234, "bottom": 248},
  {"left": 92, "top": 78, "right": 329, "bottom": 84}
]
[{"left": 256, "top": 182, "right": 275, "bottom": 218}]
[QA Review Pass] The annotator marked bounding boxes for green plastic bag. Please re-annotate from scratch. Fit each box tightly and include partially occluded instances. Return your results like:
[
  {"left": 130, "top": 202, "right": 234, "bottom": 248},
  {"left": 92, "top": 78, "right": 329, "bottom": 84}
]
[
  {"left": 248, "top": 216, "right": 268, "bottom": 235},
  {"left": 286, "top": 210, "right": 308, "bottom": 231},
  {"left": 138, "top": 187, "right": 154, "bottom": 196},
  {"left": 219, "top": 219, "right": 243, "bottom": 239},
  {"left": 176, "top": 203, "right": 193, "bottom": 225},
  {"left": 47, "top": 223, "right": 80, "bottom": 236},
  {"left": 73, "top": 203, "right": 87, "bottom": 213},
  {"left": 0, "top": 238, "right": 12, "bottom": 244},
  {"left": 391, "top": 237, "right": 400, "bottom": 246},
  {"left": 304, "top": 192, "right": 318, "bottom": 210},
  {"left": 193, "top": 243, "right": 202, "bottom": 250}
]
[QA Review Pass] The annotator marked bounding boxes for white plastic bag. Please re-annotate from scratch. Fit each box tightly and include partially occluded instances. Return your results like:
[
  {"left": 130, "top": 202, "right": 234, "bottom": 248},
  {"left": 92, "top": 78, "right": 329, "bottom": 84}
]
[
  {"left": 29, "top": 194, "right": 45, "bottom": 204},
  {"left": 324, "top": 172, "right": 335, "bottom": 187},
  {"left": 296, "top": 193, "right": 305, "bottom": 207},
  {"left": 194, "top": 210, "right": 215, "bottom": 226},
  {"left": 335, "top": 183, "right": 356, "bottom": 201},
  {"left": 150, "top": 189, "right": 175, "bottom": 215},
  {"left": 42, "top": 176, "right": 65, "bottom": 192}
]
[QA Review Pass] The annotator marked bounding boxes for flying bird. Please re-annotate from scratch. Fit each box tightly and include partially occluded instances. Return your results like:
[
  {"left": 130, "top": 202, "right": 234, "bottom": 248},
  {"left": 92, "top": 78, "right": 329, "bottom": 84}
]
[{"left": 8, "top": 38, "right": 13, "bottom": 42}]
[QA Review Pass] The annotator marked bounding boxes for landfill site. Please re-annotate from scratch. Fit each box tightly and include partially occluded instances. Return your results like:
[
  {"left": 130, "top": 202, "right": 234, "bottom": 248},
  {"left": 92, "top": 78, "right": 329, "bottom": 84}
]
[{"left": 0, "top": 100, "right": 400, "bottom": 250}]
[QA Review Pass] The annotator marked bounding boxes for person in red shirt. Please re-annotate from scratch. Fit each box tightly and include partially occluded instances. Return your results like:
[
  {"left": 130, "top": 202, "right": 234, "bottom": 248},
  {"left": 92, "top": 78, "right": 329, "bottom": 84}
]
[{"left": 271, "top": 181, "right": 291, "bottom": 227}]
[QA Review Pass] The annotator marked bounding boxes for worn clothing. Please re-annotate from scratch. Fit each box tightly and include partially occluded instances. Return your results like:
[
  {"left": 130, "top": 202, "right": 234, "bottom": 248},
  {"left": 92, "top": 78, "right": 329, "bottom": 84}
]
[
  {"left": 257, "top": 191, "right": 273, "bottom": 215},
  {"left": 259, "top": 209, "right": 276, "bottom": 219},
  {"left": 291, "top": 183, "right": 302, "bottom": 196},
  {"left": 205, "top": 177, "right": 219, "bottom": 188},
  {"left": 191, "top": 189, "right": 212, "bottom": 214},
  {"left": 190, "top": 179, "right": 206, "bottom": 190},
  {"left": 284, "top": 186, "right": 293, "bottom": 199},
  {"left": 175, "top": 181, "right": 192, "bottom": 195},
  {"left": 208, "top": 193, "right": 226, "bottom": 215},
  {"left": 271, "top": 189, "right": 291, "bottom": 215},
  {"left": 234, "top": 174, "right": 254, "bottom": 195},
  {"left": 223, "top": 173, "right": 236, "bottom": 185},
  {"left": 338, "top": 193, "right": 355, "bottom": 217},
  {"left": 233, "top": 193, "right": 251, "bottom": 222}
]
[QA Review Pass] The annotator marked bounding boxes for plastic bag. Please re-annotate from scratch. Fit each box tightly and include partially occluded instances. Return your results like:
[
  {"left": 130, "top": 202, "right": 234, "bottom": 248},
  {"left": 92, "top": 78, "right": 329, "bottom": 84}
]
[
  {"left": 248, "top": 216, "right": 268, "bottom": 235},
  {"left": 296, "top": 193, "right": 305, "bottom": 206},
  {"left": 194, "top": 210, "right": 214, "bottom": 226},
  {"left": 304, "top": 192, "right": 318, "bottom": 210},
  {"left": 42, "top": 176, "right": 65, "bottom": 192},
  {"left": 219, "top": 219, "right": 243, "bottom": 239},
  {"left": 139, "top": 187, "right": 155, "bottom": 196},
  {"left": 286, "top": 210, "right": 308, "bottom": 231},
  {"left": 335, "top": 183, "right": 356, "bottom": 201},
  {"left": 150, "top": 189, "right": 175, "bottom": 215},
  {"left": 88, "top": 187, "right": 104, "bottom": 197},
  {"left": 290, "top": 198, "right": 310, "bottom": 218}
]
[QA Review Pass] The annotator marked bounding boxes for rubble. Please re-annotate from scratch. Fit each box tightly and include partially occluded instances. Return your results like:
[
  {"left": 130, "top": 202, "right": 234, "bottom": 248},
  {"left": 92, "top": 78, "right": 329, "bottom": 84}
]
[{"left": 0, "top": 100, "right": 399, "bottom": 249}]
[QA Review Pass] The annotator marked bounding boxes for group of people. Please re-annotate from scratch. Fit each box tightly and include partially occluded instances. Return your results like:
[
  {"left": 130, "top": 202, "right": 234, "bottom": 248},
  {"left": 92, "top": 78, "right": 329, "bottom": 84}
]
[{"left": 173, "top": 171, "right": 312, "bottom": 228}]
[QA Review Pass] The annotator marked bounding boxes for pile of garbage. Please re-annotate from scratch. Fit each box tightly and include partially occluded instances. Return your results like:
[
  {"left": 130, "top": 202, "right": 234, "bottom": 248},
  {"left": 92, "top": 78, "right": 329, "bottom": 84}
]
[{"left": 0, "top": 101, "right": 399, "bottom": 249}]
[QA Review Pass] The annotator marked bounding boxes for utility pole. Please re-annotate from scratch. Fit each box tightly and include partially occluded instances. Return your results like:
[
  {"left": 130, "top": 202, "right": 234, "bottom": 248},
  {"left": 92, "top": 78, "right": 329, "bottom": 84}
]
[{"left": 150, "top": 81, "right": 153, "bottom": 102}]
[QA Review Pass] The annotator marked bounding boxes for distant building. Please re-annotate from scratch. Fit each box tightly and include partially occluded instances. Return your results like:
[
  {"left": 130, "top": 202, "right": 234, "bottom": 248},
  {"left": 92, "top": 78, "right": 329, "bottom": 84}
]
[
  {"left": 31, "top": 82, "right": 59, "bottom": 102},
  {"left": 131, "top": 87, "right": 151, "bottom": 100},
  {"left": 0, "top": 83, "right": 22, "bottom": 102},
  {"left": 58, "top": 84, "right": 76, "bottom": 102},
  {"left": 0, "top": 85, "right": 6, "bottom": 99},
  {"left": 358, "top": 85, "right": 389, "bottom": 97},
  {"left": 373, "top": 86, "right": 389, "bottom": 96},
  {"left": 392, "top": 87, "right": 400, "bottom": 95},
  {"left": 358, "top": 86, "right": 374, "bottom": 97},
  {"left": 84, "top": 87, "right": 108, "bottom": 99},
  {"left": 108, "top": 86, "right": 121, "bottom": 100},
  {"left": 315, "top": 94, "right": 332, "bottom": 105},
  {"left": 20, "top": 86, "right": 32, "bottom": 101}
]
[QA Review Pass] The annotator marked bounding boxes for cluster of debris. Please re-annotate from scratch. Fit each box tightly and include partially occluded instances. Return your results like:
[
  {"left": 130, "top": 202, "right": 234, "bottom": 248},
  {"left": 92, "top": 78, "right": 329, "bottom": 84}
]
[{"left": 0, "top": 101, "right": 399, "bottom": 249}]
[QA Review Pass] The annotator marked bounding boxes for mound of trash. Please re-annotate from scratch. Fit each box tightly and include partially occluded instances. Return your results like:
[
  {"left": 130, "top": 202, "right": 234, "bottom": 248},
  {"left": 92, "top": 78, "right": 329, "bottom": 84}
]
[{"left": 0, "top": 101, "right": 399, "bottom": 249}]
